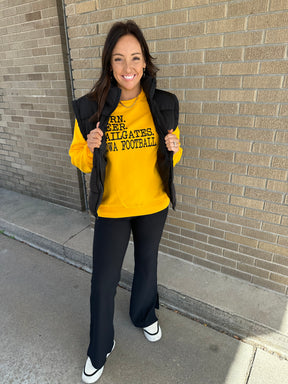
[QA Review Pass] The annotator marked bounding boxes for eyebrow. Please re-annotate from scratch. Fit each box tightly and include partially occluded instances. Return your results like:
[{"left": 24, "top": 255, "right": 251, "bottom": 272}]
[{"left": 112, "top": 52, "right": 142, "bottom": 56}]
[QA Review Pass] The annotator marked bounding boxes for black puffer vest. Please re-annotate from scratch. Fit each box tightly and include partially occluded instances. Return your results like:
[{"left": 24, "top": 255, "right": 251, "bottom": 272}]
[{"left": 72, "top": 76, "right": 179, "bottom": 217}]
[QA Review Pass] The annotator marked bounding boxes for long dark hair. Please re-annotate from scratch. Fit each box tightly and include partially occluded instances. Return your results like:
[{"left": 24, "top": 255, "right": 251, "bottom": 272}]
[{"left": 87, "top": 20, "right": 158, "bottom": 122}]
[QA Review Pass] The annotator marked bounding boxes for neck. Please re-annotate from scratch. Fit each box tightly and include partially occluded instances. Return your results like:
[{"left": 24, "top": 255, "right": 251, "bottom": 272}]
[{"left": 120, "top": 88, "right": 141, "bottom": 101}]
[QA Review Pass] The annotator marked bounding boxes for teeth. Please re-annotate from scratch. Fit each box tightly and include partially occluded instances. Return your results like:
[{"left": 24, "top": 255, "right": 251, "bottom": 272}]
[{"left": 124, "top": 75, "right": 134, "bottom": 80}]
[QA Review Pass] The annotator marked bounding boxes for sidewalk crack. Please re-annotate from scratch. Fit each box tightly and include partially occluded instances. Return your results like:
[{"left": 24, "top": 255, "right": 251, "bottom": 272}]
[
  {"left": 63, "top": 224, "right": 91, "bottom": 245},
  {"left": 245, "top": 348, "right": 257, "bottom": 384}
]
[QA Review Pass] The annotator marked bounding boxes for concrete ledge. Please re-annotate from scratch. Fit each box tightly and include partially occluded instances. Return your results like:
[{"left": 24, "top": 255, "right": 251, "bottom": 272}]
[{"left": 0, "top": 188, "right": 288, "bottom": 359}]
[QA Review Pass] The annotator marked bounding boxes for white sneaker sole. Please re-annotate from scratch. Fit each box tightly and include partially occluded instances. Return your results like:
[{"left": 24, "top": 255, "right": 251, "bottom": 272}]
[
  {"left": 82, "top": 340, "right": 115, "bottom": 384},
  {"left": 143, "top": 321, "right": 162, "bottom": 342}
]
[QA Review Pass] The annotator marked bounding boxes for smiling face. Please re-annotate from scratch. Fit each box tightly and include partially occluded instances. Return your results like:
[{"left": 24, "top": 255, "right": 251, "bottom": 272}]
[{"left": 111, "top": 34, "right": 146, "bottom": 100}]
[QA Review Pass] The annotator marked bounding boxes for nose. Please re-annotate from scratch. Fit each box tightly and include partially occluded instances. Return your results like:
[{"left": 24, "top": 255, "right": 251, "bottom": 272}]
[{"left": 124, "top": 60, "right": 132, "bottom": 73}]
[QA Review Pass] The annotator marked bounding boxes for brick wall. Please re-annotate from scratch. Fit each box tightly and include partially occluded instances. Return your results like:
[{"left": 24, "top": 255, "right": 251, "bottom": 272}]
[
  {"left": 0, "top": 0, "right": 85, "bottom": 210},
  {"left": 2, "top": 0, "right": 287, "bottom": 295},
  {"left": 63, "top": 0, "right": 288, "bottom": 295}
]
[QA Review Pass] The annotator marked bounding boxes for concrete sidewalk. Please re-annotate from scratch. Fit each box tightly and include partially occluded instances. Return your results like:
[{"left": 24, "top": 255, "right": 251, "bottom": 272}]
[
  {"left": 0, "top": 188, "right": 288, "bottom": 380},
  {"left": 1, "top": 233, "right": 288, "bottom": 384}
]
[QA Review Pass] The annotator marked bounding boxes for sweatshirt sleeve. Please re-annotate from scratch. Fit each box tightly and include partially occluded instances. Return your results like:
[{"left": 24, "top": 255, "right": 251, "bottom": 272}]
[
  {"left": 69, "top": 119, "right": 93, "bottom": 173},
  {"left": 173, "top": 126, "right": 183, "bottom": 167}
]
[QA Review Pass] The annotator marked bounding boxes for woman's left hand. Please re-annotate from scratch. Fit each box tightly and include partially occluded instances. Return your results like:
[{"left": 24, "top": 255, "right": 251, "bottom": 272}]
[{"left": 165, "top": 129, "right": 180, "bottom": 153}]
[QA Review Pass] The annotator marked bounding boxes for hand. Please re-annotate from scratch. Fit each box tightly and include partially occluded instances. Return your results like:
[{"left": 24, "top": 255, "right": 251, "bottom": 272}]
[
  {"left": 87, "top": 122, "right": 103, "bottom": 153},
  {"left": 165, "top": 129, "right": 180, "bottom": 153}
]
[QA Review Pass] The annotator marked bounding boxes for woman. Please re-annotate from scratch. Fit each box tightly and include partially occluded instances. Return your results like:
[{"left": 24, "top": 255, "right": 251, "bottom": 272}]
[{"left": 69, "top": 20, "right": 182, "bottom": 384}]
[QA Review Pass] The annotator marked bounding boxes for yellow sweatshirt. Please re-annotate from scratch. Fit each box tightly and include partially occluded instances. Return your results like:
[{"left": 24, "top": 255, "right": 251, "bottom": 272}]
[{"left": 69, "top": 90, "right": 182, "bottom": 218}]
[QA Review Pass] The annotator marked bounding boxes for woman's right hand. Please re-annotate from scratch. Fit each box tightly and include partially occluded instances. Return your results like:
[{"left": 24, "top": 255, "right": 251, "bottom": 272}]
[{"left": 87, "top": 122, "right": 103, "bottom": 153}]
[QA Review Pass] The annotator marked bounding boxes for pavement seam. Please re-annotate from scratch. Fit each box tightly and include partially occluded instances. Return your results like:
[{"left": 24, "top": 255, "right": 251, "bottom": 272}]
[
  {"left": 244, "top": 347, "right": 257, "bottom": 384},
  {"left": 62, "top": 224, "right": 91, "bottom": 245}
]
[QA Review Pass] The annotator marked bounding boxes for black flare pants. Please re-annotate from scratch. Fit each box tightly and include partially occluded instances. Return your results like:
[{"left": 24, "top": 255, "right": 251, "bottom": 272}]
[{"left": 87, "top": 207, "right": 168, "bottom": 369}]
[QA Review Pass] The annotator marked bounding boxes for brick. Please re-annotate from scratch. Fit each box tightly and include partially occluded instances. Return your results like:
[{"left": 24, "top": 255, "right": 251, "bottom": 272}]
[
  {"left": 98, "top": 0, "right": 124, "bottom": 9},
  {"left": 280, "top": 105, "right": 288, "bottom": 116},
  {"left": 257, "top": 258, "right": 288, "bottom": 275},
  {"left": 189, "top": 4, "right": 226, "bottom": 22},
  {"left": 66, "top": 14, "right": 89, "bottom": 27},
  {"left": 222, "top": 62, "right": 259, "bottom": 76},
  {"left": 203, "top": 102, "right": 238, "bottom": 115},
  {"left": 273, "top": 254, "right": 288, "bottom": 267},
  {"left": 212, "top": 182, "right": 244, "bottom": 197},
  {"left": 239, "top": 103, "right": 278, "bottom": 117},
  {"left": 245, "top": 207, "right": 281, "bottom": 225},
  {"left": 198, "top": 189, "right": 229, "bottom": 204},
  {"left": 278, "top": 236, "right": 288, "bottom": 247},
  {"left": 186, "top": 90, "right": 218, "bottom": 102},
  {"left": 198, "top": 170, "right": 230, "bottom": 183},
  {"left": 186, "top": 63, "right": 221, "bottom": 76},
  {"left": 260, "top": 61, "right": 288, "bottom": 74},
  {"left": 194, "top": 257, "right": 221, "bottom": 272},
  {"left": 157, "top": 10, "right": 188, "bottom": 26},
  {"left": 248, "top": 12, "right": 288, "bottom": 30},
  {"left": 202, "top": 126, "right": 237, "bottom": 139},
  {"left": 265, "top": 29, "right": 288, "bottom": 44},
  {"left": 223, "top": 250, "right": 254, "bottom": 265},
  {"left": 235, "top": 153, "right": 270, "bottom": 167},
  {"left": 231, "top": 174, "right": 266, "bottom": 189},
  {"left": 270, "top": 0, "right": 288, "bottom": 11},
  {"left": 212, "top": 219, "right": 242, "bottom": 234},
  {"left": 238, "top": 128, "right": 274, "bottom": 142},
  {"left": 158, "top": 65, "right": 185, "bottom": 77},
  {"left": 171, "top": 23, "right": 204, "bottom": 38},
  {"left": 262, "top": 223, "right": 288, "bottom": 237},
  {"left": 215, "top": 162, "right": 247, "bottom": 175},
  {"left": 171, "top": 77, "right": 203, "bottom": 89},
  {"left": 89, "top": 9, "right": 113, "bottom": 23},
  {"left": 238, "top": 264, "right": 269, "bottom": 279},
  {"left": 205, "top": 48, "right": 243, "bottom": 63},
  {"left": 227, "top": 0, "right": 268, "bottom": 17},
  {"left": 270, "top": 273, "right": 288, "bottom": 286},
  {"left": 187, "top": 35, "right": 223, "bottom": 50},
  {"left": 207, "top": 253, "right": 237, "bottom": 269},
  {"left": 142, "top": 0, "right": 171, "bottom": 13},
  {"left": 171, "top": 51, "right": 203, "bottom": 64},
  {"left": 265, "top": 202, "right": 288, "bottom": 217},
  {"left": 255, "top": 117, "right": 287, "bottom": 130},
  {"left": 220, "top": 115, "right": 254, "bottom": 128},
  {"left": 64, "top": 4, "right": 75, "bottom": 16},
  {"left": 205, "top": 76, "right": 242, "bottom": 89},
  {"left": 257, "top": 90, "right": 288, "bottom": 103},
  {"left": 25, "top": 11, "right": 42, "bottom": 21},
  {"left": 218, "top": 139, "right": 252, "bottom": 152},
  {"left": 243, "top": 75, "right": 282, "bottom": 89},
  {"left": 224, "top": 31, "right": 263, "bottom": 47},
  {"left": 253, "top": 142, "right": 288, "bottom": 158},
  {"left": 248, "top": 165, "right": 287, "bottom": 181},
  {"left": 276, "top": 131, "right": 288, "bottom": 144},
  {"left": 230, "top": 196, "right": 264, "bottom": 211},
  {"left": 173, "top": 0, "right": 209, "bottom": 8},
  {"left": 156, "top": 39, "right": 185, "bottom": 52},
  {"left": 143, "top": 26, "right": 170, "bottom": 41},
  {"left": 245, "top": 46, "right": 285, "bottom": 61},
  {"left": 239, "top": 245, "right": 272, "bottom": 261},
  {"left": 243, "top": 227, "right": 278, "bottom": 243},
  {"left": 251, "top": 276, "right": 286, "bottom": 294},
  {"left": 207, "top": 18, "right": 246, "bottom": 34},
  {"left": 271, "top": 157, "right": 288, "bottom": 171},
  {"left": 220, "top": 89, "right": 256, "bottom": 102}
]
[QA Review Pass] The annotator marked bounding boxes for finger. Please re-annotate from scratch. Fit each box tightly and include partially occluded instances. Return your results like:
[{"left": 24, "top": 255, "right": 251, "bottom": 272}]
[{"left": 95, "top": 122, "right": 103, "bottom": 136}]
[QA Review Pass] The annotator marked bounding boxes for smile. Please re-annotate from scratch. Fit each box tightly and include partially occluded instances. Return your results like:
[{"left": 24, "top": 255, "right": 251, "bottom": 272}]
[{"left": 122, "top": 75, "right": 136, "bottom": 80}]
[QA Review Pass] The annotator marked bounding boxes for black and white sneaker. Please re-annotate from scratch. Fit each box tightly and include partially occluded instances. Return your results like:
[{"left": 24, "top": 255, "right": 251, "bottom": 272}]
[
  {"left": 143, "top": 321, "right": 162, "bottom": 342},
  {"left": 82, "top": 340, "right": 115, "bottom": 384}
]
